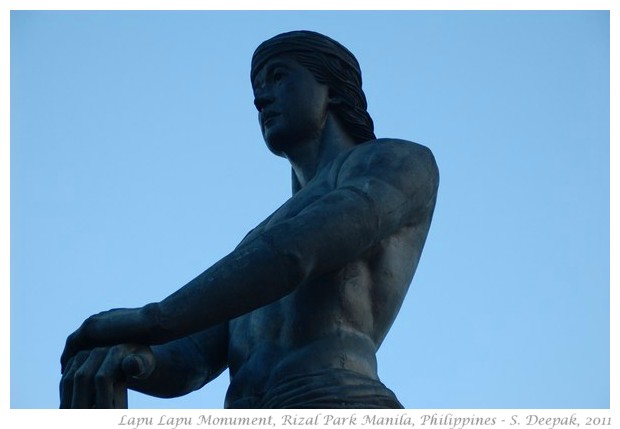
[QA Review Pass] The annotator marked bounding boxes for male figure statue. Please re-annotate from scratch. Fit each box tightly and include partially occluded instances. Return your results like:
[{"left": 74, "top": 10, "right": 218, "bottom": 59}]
[{"left": 60, "top": 30, "right": 439, "bottom": 409}]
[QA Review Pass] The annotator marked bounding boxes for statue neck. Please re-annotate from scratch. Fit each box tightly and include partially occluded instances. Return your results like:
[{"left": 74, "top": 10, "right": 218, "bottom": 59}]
[{"left": 287, "top": 113, "right": 356, "bottom": 191}]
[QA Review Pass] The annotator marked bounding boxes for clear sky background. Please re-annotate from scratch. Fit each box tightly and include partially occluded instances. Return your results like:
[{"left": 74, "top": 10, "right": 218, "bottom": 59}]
[{"left": 9, "top": 10, "right": 610, "bottom": 410}]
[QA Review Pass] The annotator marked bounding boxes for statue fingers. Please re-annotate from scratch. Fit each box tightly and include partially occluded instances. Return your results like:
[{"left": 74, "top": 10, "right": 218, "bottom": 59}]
[
  {"left": 70, "top": 347, "right": 108, "bottom": 408},
  {"left": 61, "top": 315, "right": 99, "bottom": 373},
  {"left": 94, "top": 345, "right": 129, "bottom": 409},
  {"left": 59, "top": 351, "right": 89, "bottom": 409},
  {"left": 60, "top": 330, "right": 81, "bottom": 374},
  {"left": 92, "top": 344, "right": 156, "bottom": 408}
]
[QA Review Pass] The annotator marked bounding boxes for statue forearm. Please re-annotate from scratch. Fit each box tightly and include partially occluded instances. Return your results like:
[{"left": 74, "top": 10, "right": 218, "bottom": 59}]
[
  {"left": 59, "top": 231, "right": 303, "bottom": 370},
  {"left": 153, "top": 235, "right": 305, "bottom": 342}
]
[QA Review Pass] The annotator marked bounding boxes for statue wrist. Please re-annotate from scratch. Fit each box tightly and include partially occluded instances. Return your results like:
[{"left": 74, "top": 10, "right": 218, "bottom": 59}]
[{"left": 140, "top": 302, "right": 164, "bottom": 344}]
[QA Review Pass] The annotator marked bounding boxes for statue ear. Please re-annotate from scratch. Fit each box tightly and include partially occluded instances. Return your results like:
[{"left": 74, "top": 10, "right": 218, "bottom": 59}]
[{"left": 328, "top": 89, "right": 343, "bottom": 106}]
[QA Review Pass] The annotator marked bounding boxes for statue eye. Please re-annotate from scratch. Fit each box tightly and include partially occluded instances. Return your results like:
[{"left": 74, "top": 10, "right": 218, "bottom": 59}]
[{"left": 272, "top": 71, "right": 284, "bottom": 83}]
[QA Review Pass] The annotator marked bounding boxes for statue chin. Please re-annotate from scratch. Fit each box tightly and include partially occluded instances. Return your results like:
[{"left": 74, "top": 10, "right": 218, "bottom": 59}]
[
  {"left": 263, "top": 139, "right": 288, "bottom": 158},
  {"left": 263, "top": 132, "right": 296, "bottom": 159}
]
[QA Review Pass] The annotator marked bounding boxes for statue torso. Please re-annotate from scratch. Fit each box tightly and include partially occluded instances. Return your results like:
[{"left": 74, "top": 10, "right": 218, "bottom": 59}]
[{"left": 224, "top": 140, "right": 435, "bottom": 408}]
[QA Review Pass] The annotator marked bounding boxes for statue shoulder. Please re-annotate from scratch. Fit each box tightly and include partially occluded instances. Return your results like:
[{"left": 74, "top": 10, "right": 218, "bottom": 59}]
[
  {"left": 339, "top": 138, "right": 439, "bottom": 191},
  {"left": 335, "top": 138, "right": 439, "bottom": 227}
]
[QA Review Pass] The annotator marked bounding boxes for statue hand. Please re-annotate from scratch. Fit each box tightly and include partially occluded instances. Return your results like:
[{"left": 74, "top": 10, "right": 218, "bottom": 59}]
[
  {"left": 61, "top": 305, "right": 159, "bottom": 374},
  {"left": 59, "top": 344, "right": 155, "bottom": 408}
]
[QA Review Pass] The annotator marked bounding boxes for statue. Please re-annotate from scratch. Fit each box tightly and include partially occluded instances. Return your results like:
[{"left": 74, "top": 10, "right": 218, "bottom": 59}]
[{"left": 59, "top": 30, "right": 439, "bottom": 409}]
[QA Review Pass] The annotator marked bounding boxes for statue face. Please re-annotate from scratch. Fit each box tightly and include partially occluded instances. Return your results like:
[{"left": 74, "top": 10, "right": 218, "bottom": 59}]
[{"left": 252, "top": 56, "right": 330, "bottom": 156}]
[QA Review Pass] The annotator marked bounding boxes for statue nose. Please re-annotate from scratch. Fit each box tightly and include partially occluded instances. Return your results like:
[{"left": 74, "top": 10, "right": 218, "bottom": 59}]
[{"left": 253, "top": 91, "right": 274, "bottom": 112}]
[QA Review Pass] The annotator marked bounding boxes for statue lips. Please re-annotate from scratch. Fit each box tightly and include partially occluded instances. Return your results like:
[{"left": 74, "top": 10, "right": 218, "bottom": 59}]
[{"left": 261, "top": 110, "right": 280, "bottom": 129}]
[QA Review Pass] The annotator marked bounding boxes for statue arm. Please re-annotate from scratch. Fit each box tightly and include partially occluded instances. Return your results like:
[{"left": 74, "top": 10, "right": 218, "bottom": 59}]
[{"left": 61, "top": 141, "right": 438, "bottom": 368}]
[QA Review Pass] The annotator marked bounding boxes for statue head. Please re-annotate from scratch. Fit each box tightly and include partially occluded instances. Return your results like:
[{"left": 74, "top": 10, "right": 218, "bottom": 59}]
[{"left": 251, "top": 30, "right": 376, "bottom": 144}]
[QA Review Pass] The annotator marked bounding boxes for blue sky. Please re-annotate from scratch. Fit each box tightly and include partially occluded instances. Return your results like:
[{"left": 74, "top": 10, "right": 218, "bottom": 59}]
[{"left": 9, "top": 10, "right": 610, "bottom": 409}]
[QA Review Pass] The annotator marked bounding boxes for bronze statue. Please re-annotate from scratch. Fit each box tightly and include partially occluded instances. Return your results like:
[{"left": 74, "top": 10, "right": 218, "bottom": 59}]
[{"left": 60, "top": 30, "right": 439, "bottom": 409}]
